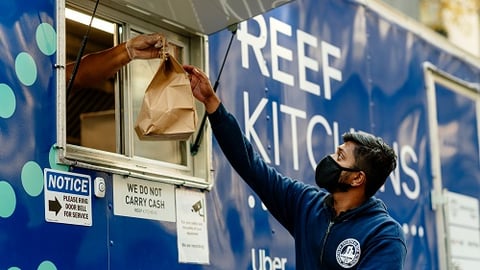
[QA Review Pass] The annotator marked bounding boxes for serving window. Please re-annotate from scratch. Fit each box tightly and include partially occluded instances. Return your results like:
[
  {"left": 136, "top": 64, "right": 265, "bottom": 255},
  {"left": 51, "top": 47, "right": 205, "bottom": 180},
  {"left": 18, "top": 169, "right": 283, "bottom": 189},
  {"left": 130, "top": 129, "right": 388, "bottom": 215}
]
[{"left": 57, "top": 1, "right": 211, "bottom": 189}]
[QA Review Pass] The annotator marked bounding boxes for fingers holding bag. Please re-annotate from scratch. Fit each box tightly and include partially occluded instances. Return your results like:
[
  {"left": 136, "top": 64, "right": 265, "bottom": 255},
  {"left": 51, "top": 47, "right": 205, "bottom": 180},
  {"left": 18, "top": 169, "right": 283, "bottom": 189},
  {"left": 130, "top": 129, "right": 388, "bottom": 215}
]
[
  {"left": 125, "top": 33, "right": 167, "bottom": 60},
  {"left": 183, "top": 65, "right": 220, "bottom": 114}
]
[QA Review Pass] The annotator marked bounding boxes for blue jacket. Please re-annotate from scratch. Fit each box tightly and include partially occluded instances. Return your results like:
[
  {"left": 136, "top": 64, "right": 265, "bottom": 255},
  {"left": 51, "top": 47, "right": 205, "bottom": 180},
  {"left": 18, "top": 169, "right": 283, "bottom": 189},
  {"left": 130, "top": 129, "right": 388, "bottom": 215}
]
[{"left": 209, "top": 103, "right": 407, "bottom": 269}]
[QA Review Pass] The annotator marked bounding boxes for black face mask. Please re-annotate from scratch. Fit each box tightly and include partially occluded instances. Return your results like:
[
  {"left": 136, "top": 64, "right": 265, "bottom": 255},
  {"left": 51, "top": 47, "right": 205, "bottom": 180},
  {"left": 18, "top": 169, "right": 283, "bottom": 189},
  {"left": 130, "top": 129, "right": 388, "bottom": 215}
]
[{"left": 315, "top": 156, "right": 360, "bottom": 193}]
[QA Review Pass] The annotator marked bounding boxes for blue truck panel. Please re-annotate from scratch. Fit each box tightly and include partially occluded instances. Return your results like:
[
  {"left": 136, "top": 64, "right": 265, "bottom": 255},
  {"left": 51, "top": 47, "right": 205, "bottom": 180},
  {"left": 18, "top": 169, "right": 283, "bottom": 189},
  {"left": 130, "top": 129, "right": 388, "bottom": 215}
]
[{"left": 0, "top": 0, "right": 479, "bottom": 269}]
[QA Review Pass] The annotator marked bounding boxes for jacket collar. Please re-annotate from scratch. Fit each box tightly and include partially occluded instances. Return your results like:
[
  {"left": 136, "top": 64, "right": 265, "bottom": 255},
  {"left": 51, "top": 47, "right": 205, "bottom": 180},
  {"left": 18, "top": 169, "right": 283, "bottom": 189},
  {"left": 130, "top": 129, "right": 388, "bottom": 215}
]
[{"left": 324, "top": 194, "right": 387, "bottom": 222}]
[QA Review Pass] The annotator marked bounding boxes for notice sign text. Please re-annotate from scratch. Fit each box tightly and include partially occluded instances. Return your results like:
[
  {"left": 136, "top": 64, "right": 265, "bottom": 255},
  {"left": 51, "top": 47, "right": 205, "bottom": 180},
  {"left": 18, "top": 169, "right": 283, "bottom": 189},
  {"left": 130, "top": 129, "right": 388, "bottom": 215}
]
[{"left": 44, "top": 169, "right": 92, "bottom": 226}]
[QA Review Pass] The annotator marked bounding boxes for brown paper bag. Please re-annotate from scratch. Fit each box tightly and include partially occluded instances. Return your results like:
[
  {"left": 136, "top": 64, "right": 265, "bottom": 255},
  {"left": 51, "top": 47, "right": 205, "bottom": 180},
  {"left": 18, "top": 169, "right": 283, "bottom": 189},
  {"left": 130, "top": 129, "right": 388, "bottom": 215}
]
[{"left": 134, "top": 54, "right": 197, "bottom": 140}]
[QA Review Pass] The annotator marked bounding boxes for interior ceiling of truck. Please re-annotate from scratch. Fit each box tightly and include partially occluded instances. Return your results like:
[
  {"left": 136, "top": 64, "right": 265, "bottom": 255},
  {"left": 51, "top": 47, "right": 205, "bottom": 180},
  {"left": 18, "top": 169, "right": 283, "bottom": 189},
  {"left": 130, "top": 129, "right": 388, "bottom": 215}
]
[{"left": 109, "top": 0, "right": 294, "bottom": 34}]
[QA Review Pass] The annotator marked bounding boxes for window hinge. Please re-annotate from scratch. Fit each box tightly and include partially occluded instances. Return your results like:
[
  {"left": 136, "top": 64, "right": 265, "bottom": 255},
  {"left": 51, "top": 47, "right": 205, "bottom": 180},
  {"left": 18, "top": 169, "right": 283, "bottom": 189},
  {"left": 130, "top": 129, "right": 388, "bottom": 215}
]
[{"left": 431, "top": 189, "right": 448, "bottom": 211}]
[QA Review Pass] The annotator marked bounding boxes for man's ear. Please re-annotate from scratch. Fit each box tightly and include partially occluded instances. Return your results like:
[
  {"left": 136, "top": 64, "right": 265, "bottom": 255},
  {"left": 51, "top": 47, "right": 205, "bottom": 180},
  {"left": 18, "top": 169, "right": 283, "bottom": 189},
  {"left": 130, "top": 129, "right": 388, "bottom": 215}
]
[{"left": 351, "top": 171, "right": 366, "bottom": 187}]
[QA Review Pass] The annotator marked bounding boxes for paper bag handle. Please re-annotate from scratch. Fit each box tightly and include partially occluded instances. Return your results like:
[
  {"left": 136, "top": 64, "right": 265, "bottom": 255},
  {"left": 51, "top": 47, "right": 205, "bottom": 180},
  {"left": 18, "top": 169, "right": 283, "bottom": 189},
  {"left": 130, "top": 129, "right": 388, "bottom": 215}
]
[{"left": 160, "top": 38, "right": 168, "bottom": 61}]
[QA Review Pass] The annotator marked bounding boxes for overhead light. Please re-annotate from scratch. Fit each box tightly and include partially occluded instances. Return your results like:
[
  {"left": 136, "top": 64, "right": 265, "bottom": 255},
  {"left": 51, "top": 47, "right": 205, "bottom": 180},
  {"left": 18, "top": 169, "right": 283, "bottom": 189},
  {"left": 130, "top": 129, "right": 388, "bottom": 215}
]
[
  {"left": 126, "top": 4, "right": 152, "bottom": 16},
  {"left": 65, "top": 8, "right": 115, "bottom": 34},
  {"left": 161, "top": 18, "right": 186, "bottom": 30}
]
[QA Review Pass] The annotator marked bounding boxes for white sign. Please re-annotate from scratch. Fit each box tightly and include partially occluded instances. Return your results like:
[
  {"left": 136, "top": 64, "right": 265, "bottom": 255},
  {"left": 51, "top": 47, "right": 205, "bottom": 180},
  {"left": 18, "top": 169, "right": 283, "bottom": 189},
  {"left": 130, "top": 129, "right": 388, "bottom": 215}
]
[
  {"left": 447, "top": 191, "right": 479, "bottom": 228},
  {"left": 447, "top": 191, "right": 480, "bottom": 267},
  {"left": 176, "top": 188, "right": 210, "bottom": 264},
  {"left": 44, "top": 169, "right": 92, "bottom": 226},
  {"left": 113, "top": 175, "right": 175, "bottom": 222}
]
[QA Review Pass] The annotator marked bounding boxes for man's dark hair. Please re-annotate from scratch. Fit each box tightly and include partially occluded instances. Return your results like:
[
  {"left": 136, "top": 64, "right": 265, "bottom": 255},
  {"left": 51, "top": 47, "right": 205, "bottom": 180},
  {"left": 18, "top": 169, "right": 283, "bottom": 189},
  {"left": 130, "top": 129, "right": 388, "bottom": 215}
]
[{"left": 342, "top": 131, "right": 397, "bottom": 198}]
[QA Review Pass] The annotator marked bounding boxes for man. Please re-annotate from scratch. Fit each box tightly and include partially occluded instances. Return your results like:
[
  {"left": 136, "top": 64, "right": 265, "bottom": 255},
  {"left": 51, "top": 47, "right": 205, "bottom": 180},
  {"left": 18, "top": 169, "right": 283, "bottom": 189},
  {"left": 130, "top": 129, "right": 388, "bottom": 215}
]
[{"left": 183, "top": 65, "right": 407, "bottom": 269}]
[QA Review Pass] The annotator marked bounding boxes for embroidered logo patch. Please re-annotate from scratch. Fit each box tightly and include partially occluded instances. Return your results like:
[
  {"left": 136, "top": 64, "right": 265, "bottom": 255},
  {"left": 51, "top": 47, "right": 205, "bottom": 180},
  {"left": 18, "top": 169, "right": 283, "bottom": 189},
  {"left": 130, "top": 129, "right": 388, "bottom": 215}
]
[{"left": 336, "top": 238, "right": 361, "bottom": 268}]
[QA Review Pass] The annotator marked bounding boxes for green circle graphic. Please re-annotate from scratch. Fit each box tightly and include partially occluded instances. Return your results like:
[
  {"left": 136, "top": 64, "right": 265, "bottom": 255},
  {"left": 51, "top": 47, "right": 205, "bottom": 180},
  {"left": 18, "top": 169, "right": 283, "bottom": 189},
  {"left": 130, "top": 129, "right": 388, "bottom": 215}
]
[
  {"left": 0, "top": 83, "right": 16, "bottom": 118},
  {"left": 0, "top": 181, "right": 16, "bottom": 218},
  {"left": 21, "top": 161, "right": 44, "bottom": 197},
  {"left": 15, "top": 52, "right": 37, "bottom": 86},
  {"left": 36, "top": 23, "right": 57, "bottom": 56}
]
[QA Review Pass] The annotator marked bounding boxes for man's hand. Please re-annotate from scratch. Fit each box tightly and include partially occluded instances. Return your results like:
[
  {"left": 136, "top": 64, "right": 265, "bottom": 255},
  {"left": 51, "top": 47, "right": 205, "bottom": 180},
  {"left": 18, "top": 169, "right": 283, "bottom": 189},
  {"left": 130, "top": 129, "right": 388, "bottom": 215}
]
[
  {"left": 183, "top": 65, "right": 221, "bottom": 114},
  {"left": 125, "top": 33, "right": 166, "bottom": 60}
]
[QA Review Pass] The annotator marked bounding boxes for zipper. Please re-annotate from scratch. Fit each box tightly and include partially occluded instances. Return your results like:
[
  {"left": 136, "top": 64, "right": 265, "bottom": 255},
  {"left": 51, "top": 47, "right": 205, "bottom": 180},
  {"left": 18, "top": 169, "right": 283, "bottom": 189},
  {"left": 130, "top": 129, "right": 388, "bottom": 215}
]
[{"left": 319, "top": 220, "right": 334, "bottom": 265}]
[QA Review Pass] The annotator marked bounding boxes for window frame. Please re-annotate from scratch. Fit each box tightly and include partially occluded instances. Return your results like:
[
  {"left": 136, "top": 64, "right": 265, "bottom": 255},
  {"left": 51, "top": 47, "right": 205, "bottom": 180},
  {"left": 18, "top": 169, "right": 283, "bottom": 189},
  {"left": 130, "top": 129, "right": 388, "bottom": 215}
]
[
  {"left": 56, "top": 0, "right": 212, "bottom": 189},
  {"left": 424, "top": 61, "right": 480, "bottom": 270}
]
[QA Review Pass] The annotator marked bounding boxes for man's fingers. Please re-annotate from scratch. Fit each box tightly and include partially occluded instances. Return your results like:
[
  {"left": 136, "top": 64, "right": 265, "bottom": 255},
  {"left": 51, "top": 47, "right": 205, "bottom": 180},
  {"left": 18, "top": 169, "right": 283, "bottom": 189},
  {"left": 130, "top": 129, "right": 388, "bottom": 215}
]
[
  {"left": 144, "top": 33, "right": 163, "bottom": 44},
  {"left": 183, "top": 66, "right": 213, "bottom": 94},
  {"left": 183, "top": 65, "right": 194, "bottom": 73},
  {"left": 183, "top": 65, "right": 198, "bottom": 74},
  {"left": 191, "top": 67, "right": 208, "bottom": 81}
]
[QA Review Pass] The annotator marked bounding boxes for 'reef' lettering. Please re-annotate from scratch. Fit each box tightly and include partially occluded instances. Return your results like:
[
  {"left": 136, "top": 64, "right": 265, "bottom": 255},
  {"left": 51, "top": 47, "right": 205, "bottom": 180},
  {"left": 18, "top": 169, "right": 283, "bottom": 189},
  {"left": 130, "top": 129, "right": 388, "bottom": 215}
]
[{"left": 237, "top": 14, "right": 342, "bottom": 100}]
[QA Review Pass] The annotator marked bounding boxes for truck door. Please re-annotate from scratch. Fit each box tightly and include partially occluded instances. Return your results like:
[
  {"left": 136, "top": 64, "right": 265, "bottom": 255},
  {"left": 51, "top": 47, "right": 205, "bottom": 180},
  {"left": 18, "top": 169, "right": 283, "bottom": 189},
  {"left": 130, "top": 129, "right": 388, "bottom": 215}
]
[{"left": 425, "top": 63, "right": 480, "bottom": 270}]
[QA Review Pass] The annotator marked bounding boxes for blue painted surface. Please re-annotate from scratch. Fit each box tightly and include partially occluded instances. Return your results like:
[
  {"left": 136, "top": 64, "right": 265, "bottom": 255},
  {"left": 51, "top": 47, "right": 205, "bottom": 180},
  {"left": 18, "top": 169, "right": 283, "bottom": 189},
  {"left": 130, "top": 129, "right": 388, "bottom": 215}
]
[{"left": 0, "top": 0, "right": 478, "bottom": 269}]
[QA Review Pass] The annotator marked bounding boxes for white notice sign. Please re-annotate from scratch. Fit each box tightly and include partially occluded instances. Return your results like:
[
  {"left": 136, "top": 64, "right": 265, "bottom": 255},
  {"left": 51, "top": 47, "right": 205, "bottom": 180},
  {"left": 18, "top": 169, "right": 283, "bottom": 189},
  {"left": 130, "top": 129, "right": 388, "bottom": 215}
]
[
  {"left": 447, "top": 191, "right": 479, "bottom": 228},
  {"left": 447, "top": 191, "right": 480, "bottom": 269},
  {"left": 44, "top": 169, "right": 92, "bottom": 226},
  {"left": 176, "top": 188, "right": 210, "bottom": 264},
  {"left": 113, "top": 175, "right": 175, "bottom": 222}
]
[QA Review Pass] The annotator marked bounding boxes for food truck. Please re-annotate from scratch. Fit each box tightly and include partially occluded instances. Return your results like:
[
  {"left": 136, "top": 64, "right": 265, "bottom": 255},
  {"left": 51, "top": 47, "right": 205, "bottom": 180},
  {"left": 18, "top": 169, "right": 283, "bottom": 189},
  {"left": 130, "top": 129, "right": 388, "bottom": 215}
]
[{"left": 0, "top": 0, "right": 479, "bottom": 269}]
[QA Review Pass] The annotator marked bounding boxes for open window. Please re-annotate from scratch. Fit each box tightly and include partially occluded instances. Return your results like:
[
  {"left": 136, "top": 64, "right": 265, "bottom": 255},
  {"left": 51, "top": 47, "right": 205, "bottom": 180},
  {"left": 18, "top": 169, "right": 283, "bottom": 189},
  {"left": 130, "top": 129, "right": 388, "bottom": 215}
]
[{"left": 56, "top": 0, "right": 211, "bottom": 189}]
